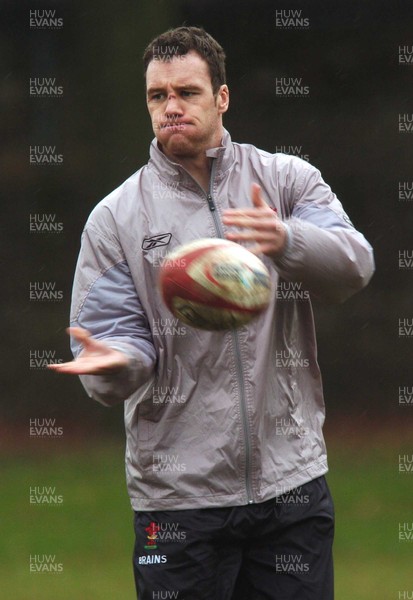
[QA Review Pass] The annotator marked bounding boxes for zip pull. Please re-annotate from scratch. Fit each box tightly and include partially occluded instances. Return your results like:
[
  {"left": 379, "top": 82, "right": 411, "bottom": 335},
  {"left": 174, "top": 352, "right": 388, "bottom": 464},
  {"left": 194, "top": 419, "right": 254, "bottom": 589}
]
[{"left": 206, "top": 194, "right": 216, "bottom": 212}]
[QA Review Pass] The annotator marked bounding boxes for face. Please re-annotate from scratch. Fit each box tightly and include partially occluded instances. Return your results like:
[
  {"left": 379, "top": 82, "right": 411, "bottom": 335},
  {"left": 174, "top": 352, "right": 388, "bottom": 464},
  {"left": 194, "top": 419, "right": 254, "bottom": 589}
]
[{"left": 146, "top": 51, "right": 229, "bottom": 161}]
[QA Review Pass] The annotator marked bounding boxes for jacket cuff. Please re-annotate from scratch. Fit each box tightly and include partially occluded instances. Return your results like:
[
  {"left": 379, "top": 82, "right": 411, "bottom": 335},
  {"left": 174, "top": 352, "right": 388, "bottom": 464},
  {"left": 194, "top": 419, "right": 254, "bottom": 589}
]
[
  {"left": 79, "top": 342, "right": 155, "bottom": 407},
  {"left": 277, "top": 221, "right": 293, "bottom": 260}
]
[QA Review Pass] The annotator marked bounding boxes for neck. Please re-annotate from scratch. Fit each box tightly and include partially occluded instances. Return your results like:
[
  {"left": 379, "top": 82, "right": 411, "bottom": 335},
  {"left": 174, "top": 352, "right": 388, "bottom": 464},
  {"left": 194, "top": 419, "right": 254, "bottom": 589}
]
[
  {"left": 175, "top": 154, "right": 212, "bottom": 193},
  {"left": 160, "top": 127, "right": 224, "bottom": 193}
]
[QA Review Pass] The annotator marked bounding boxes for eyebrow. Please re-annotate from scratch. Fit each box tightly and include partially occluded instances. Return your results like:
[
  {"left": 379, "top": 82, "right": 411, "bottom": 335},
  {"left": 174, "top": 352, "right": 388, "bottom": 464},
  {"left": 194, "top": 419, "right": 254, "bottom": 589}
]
[{"left": 146, "top": 83, "right": 204, "bottom": 96}]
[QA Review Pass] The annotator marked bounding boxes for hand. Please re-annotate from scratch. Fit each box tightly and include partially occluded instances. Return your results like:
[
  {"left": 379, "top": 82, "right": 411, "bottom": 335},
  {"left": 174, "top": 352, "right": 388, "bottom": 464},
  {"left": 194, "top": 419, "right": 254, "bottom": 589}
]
[
  {"left": 47, "top": 327, "right": 129, "bottom": 375},
  {"left": 222, "top": 183, "right": 287, "bottom": 258}
]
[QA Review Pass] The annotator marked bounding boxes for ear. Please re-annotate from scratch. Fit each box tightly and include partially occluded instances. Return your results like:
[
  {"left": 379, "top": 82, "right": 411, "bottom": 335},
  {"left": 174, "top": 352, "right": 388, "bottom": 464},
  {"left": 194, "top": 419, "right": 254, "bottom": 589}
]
[{"left": 216, "top": 84, "right": 229, "bottom": 115}]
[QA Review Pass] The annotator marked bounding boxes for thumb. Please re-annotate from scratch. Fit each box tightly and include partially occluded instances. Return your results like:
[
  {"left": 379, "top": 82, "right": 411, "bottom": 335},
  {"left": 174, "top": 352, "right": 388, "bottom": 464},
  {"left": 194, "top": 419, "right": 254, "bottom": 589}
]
[
  {"left": 67, "top": 327, "right": 96, "bottom": 350},
  {"left": 251, "top": 183, "right": 267, "bottom": 209}
]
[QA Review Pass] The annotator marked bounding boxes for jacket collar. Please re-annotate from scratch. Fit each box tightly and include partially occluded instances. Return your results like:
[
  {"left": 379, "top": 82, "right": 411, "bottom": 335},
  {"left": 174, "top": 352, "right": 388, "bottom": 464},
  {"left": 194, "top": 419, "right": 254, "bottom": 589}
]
[{"left": 148, "top": 128, "right": 235, "bottom": 187}]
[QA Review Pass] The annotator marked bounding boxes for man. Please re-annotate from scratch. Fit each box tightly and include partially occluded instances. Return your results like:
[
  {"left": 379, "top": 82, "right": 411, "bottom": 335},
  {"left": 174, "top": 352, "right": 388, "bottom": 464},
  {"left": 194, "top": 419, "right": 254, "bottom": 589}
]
[{"left": 49, "top": 27, "right": 374, "bottom": 599}]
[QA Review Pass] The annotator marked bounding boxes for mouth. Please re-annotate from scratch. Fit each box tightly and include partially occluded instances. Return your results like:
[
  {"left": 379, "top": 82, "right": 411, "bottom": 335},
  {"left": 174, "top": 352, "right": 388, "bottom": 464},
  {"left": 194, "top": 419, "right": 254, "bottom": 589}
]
[{"left": 158, "top": 122, "right": 191, "bottom": 132}]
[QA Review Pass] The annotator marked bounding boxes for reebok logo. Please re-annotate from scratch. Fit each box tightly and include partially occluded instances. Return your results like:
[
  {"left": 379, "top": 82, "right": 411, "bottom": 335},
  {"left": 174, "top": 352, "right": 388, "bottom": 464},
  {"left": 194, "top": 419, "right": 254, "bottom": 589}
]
[{"left": 142, "top": 233, "right": 172, "bottom": 250}]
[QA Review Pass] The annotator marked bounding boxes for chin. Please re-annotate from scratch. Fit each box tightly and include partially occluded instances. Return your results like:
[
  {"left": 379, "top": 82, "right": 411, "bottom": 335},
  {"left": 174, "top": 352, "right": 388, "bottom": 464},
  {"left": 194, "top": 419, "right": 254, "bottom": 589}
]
[{"left": 161, "top": 134, "right": 199, "bottom": 158}]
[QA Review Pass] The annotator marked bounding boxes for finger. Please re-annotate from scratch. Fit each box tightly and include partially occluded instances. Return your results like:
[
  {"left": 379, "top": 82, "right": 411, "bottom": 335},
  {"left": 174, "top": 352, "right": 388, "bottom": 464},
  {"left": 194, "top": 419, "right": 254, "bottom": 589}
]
[
  {"left": 67, "top": 327, "right": 91, "bottom": 342},
  {"left": 247, "top": 242, "right": 274, "bottom": 256},
  {"left": 47, "top": 361, "right": 81, "bottom": 373},
  {"left": 67, "top": 327, "right": 104, "bottom": 352},
  {"left": 222, "top": 208, "right": 272, "bottom": 218},
  {"left": 225, "top": 230, "right": 276, "bottom": 242},
  {"left": 251, "top": 183, "right": 267, "bottom": 209},
  {"left": 48, "top": 363, "right": 96, "bottom": 374},
  {"left": 48, "top": 362, "right": 101, "bottom": 374},
  {"left": 47, "top": 352, "right": 128, "bottom": 375},
  {"left": 223, "top": 216, "right": 280, "bottom": 230}
]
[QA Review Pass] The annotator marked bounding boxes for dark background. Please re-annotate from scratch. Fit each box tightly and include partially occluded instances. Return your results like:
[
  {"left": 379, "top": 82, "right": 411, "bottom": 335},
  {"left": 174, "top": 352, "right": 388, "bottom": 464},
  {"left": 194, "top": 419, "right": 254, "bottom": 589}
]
[{"left": 1, "top": 0, "right": 412, "bottom": 434}]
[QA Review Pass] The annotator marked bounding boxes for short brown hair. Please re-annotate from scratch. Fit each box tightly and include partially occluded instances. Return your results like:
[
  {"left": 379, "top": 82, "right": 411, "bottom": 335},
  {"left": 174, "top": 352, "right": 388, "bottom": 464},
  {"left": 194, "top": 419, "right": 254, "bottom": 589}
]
[{"left": 143, "top": 26, "right": 226, "bottom": 95}]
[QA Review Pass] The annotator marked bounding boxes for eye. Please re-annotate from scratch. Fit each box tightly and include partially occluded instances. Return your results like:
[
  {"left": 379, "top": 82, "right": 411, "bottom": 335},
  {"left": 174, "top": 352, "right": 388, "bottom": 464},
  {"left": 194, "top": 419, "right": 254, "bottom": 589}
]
[
  {"left": 149, "top": 93, "right": 165, "bottom": 102},
  {"left": 181, "top": 91, "right": 196, "bottom": 97}
]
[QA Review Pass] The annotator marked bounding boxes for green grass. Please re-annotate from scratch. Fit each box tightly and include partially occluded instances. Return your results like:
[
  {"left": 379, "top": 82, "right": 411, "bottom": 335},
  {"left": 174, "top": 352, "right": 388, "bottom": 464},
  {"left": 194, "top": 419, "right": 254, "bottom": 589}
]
[
  {"left": 1, "top": 437, "right": 411, "bottom": 599},
  {"left": 1, "top": 442, "right": 135, "bottom": 600},
  {"left": 327, "top": 439, "right": 412, "bottom": 599}
]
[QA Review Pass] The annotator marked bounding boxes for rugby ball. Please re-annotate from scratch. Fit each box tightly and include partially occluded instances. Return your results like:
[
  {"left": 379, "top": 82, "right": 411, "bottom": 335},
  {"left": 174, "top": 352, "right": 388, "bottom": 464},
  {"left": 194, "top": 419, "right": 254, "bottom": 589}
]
[{"left": 158, "top": 238, "right": 271, "bottom": 330}]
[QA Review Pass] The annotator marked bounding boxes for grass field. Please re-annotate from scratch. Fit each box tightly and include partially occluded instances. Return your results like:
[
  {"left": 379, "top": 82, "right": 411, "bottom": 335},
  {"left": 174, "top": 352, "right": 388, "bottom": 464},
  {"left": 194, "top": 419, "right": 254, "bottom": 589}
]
[{"left": 1, "top": 424, "right": 411, "bottom": 599}]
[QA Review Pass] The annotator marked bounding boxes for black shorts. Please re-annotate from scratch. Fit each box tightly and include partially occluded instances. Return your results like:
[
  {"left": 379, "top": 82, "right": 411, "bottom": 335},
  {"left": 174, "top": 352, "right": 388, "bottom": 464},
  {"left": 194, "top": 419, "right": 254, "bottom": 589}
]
[{"left": 133, "top": 475, "right": 334, "bottom": 600}]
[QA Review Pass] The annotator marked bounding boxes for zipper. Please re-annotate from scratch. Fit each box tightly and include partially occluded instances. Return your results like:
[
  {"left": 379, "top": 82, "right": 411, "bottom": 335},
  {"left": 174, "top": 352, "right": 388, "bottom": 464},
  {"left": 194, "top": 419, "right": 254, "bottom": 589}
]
[
  {"left": 230, "top": 330, "right": 254, "bottom": 504},
  {"left": 206, "top": 194, "right": 216, "bottom": 212},
  {"left": 205, "top": 161, "right": 254, "bottom": 505},
  {"left": 178, "top": 159, "right": 255, "bottom": 504}
]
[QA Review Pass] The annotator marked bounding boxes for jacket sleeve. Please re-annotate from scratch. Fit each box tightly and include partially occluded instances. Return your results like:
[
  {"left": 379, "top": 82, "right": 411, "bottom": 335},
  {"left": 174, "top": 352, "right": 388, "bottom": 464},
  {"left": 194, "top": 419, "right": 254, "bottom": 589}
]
[
  {"left": 273, "top": 161, "right": 375, "bottom": 303},
  {"left": 70, "top": 221, "right": 157, "bottom": 407}
]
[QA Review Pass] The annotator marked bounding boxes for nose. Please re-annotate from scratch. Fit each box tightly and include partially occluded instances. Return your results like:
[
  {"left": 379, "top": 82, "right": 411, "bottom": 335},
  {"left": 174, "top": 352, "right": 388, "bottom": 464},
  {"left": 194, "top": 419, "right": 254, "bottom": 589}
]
[{"left": 164, "top": 93, "right": 183, "bottom": 117}]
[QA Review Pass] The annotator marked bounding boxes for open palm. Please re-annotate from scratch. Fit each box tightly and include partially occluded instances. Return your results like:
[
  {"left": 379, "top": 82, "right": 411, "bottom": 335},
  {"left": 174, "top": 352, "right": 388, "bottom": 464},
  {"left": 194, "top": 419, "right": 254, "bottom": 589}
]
[{"left": 47, "top": 327, "right": 129, "bottom": 375}]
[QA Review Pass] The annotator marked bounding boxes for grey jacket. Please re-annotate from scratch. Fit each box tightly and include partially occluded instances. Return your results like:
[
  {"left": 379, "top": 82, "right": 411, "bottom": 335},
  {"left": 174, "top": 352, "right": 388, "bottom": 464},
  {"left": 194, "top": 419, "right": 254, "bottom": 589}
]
[{"left": 70, "top": 130, "right": 374, "bottom": 511}]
